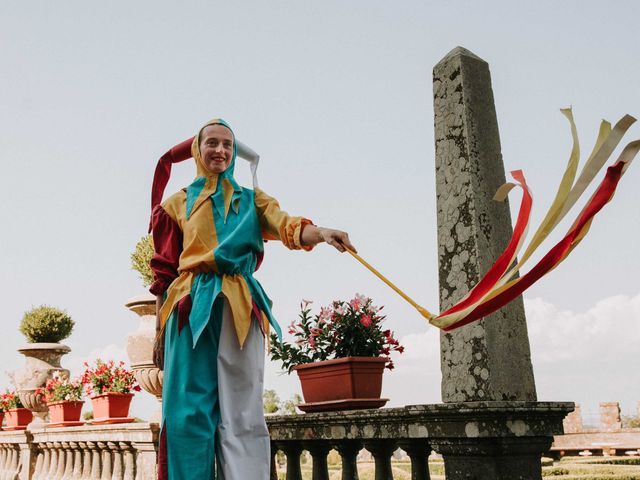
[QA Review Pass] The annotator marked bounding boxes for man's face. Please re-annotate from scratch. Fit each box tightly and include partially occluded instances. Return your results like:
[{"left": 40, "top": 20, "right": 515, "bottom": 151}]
[{"left": 199, "top": 124, "right": 234, "bottom": 174}]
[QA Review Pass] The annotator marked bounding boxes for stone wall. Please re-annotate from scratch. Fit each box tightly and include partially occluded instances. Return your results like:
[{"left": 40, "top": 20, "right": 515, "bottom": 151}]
[
  {"left": 600, "top": 402, "right": 622, "bottom": 432},
  {"left": 563, "top": 403, "right": 584, "bottom": 434}
]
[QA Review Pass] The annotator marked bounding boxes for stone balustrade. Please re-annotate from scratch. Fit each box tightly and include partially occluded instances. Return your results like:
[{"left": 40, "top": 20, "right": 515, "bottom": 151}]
[
  {"left": 0, "top": 430, "right": 24, "bottom": 480},
  {"left": 0, "top": 423, "right": 158, "bottom": 480},
  {"left": 0, "top": 403, "right": 571, "bottom": 479},
  {"left": 267, "top": 401, "right": 574, "bottom": 480}
]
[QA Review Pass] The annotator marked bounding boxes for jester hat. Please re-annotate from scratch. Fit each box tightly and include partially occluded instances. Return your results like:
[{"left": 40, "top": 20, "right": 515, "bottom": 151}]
[{"left": 150, "top": 118, "right": 259, "bottom": 230}]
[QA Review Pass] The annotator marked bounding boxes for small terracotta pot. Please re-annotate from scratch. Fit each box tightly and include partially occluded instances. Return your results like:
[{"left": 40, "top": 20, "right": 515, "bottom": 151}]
[
  {"left": 48, "top": 400, "right": 84, "bottom": 425},
  {"left": 4, "top": 408, "right": 33, "bottom": 430},
  {"left": 294, "top": 356, "right": 388, "bottom": 407},
  {"left": 91, "top": 393, "right": 134, "bottom": 423}
]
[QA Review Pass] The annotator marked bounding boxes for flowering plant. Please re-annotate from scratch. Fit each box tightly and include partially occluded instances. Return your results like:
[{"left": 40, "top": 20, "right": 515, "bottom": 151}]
[
  {"left": 270, "top": 294, "right": 404, "bottom": 374},
  {"left": 1, "top": 390, "right": 24, "bottom": 410},
  {"left": 35, "top": 372, "right": 83, "bottom": 403},
  {"left": 81, "top": 359, "right": 141, "bottom": 397}
]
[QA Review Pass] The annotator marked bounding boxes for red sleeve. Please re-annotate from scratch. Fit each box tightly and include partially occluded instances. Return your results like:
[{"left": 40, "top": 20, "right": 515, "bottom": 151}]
[{"left": 149, "top": 205, "right": 183, "bottom": 296}]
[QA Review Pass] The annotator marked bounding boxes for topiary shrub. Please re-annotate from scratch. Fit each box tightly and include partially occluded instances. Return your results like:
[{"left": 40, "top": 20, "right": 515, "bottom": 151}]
[
  {"left": 20, "top": 305, "right": 74, "bottom": 343},
  {"left": 131, "top": 235, "right": 154, "bottom": 288}
]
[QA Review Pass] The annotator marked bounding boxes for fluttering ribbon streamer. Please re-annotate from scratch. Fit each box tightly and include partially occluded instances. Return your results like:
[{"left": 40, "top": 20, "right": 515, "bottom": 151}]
[{"left": 344, "top": 109, "right": 639, "bottom": 331}]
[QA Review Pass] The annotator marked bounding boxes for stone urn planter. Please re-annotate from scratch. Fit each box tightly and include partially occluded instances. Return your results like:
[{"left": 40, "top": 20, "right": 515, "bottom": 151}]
[
  {"left": 14, "top": 343, "right": 71, "bottom": 427},
  {"left": 125, "top": 294, "right": 163, "bottom": 423},
  {"left": 294, "top": 356, "right": 389, "bottom": 412}
]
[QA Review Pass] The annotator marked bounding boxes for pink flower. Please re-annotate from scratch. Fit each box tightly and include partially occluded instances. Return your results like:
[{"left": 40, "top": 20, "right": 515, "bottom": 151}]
[
  {"left": 360, "top": 315, "right": 372, "bottom": 328},
  {"left": 308, "top": 336, "right": 316, "bottom": 349},
  {"left": 350, "top": 297, "right": 361, "bottom": 310},
  {"left": 319, "top": 307, "right": 331, "bottom": 324},
  {"left": 300, "top": 299, "right": 313, "bottom": 310}
]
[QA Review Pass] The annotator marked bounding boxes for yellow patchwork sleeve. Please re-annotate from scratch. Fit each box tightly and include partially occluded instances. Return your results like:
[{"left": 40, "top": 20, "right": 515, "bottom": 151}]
[{"left": 254, "top": 188, "right": 314, "bottom": 251}]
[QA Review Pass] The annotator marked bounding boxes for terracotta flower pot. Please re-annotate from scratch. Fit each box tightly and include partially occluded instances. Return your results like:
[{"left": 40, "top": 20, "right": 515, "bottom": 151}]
[
  {"left": 91, "top": 393, "right": 134, "bottom": 424},
  {"left": 47, "top": 400, "right": 84, "bottom": 427},
  {"left": 4, "top": 408, "right": 33, "bottom": 430},
  {"left": 294, "top": 356, "right": 389, "bottom": 412}
]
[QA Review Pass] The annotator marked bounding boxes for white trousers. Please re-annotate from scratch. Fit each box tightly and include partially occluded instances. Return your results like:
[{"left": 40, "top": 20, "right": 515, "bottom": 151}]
[{"left": 216, "top": 300, "right": 270, "bottom": 480}]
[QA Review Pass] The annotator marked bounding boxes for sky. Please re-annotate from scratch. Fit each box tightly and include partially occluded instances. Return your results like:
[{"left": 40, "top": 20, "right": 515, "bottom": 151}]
[{"left": 1, "top": 0, "right": 639, "bottom": 423}]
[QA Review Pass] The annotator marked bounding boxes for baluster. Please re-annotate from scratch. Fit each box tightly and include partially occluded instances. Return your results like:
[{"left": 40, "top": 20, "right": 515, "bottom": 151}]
[
  {"left": 53, "top": 442, "right": 66, "bottom": 480},
  {"left": 2, "top": 446, "right": 10, "bottom": 480},
  {"left": 61, "top": 442, "right": 74, "bottom": 480},
  {"left": 304, "top": 442, "right": 331, "bottom": 480},
  {"left": 0, "top": 446, "right": 6, "bottom": 479},
  {"left": 98, "top": 442, "right": 111, "bottom": 480},
  {"left": 11, "top": 445, "right": 20, "bottom": 479},
  {"left": 398, "top": 440, "right": 431, "bottom": 480},
  {"left": 364, "top": 440, "right": 397, "bottom": 480},
  {"left": 46, "top": 442, "right": 58, "bottom": 480},
  {"left": 280, "top": 442, "right": 303, "bottom": 480},
  {"left": 87, "top": 442, "right": 101, "bottom": 479},
  {"left": 119, "top": 443, "right": 134, "bottom": 480},
  {"left": 3, "top": 446, "right": 12, "bottom": 480},
  {"left": 78, "top": 442, "right": 90, "bottom": 479},
  {"left": 33, "top": 445, "right": 44, "bottom": 480},
  {"left": 37, "top": 443, "right": 50, "bottom": 480},
  {"left": 270, "top": 443, "right": 278, "bottom": 480},
  {"left": 69, "top": 441, "right": 82, "bottom": 480},
  {"left": 335, "top": 441, "right": 362, "bottom": 480},
  {"left": 107, "top": 442, "right": 122, "bottom": 480},
  {"left": 5, "top": 446, "right": 13, "bottom": 480},
  {"left": 2, "top": 445, "right": 10, "bottom": 480}
]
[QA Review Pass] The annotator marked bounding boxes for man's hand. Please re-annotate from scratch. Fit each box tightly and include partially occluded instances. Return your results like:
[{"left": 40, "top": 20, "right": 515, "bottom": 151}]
[
  {"left": 301, "top": 224, "right": 357, "bottom": 253},
  {"left": 153, "top": 329, "right": 165, "bottom": 371},
  {"left": 318, "top": 228, "right": 357, "bottom": 253}
]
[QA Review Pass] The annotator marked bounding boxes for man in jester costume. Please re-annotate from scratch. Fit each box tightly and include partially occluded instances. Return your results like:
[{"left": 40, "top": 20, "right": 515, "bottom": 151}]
[{"left": 149, "top": 118, "right": 355, "bottom": 479}]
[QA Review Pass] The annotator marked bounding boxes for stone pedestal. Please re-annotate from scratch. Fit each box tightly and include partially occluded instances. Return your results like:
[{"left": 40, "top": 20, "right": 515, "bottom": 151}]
[
  {"left": 125, "top": 294, "right": 163, "bottom": 424},
  {"left": 13, "top": 343, "right": 71, "bottom": 428}
]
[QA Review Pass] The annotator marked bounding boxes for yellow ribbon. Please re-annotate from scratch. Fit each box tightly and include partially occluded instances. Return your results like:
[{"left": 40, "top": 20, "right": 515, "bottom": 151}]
[{"left": 343, "top": 247, "right": 434, "bottom": 320}]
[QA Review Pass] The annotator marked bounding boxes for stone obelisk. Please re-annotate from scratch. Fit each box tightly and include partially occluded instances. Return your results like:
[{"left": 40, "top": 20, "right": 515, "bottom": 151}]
[{"left": 433, "top": 46, "right": 537, "bottom": 403}]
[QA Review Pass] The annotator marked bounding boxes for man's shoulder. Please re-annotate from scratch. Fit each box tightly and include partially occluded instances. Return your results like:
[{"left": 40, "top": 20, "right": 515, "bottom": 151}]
[{"left": 160, "top": 190, "right": 187, "bottom": 219}]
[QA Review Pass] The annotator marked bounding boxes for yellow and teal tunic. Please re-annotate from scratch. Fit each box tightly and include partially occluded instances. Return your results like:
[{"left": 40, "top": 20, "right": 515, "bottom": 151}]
[{"left": 150, "top": 120, "right": 313, "bottom": 348}]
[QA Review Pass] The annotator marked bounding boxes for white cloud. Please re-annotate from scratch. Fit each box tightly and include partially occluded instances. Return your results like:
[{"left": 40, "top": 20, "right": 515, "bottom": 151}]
[
  {"left": 526, "top": 294, "right": 640, "bottom": 417},
  {"left": 382, "top": 328, "right": 442, "bottom": 406}
]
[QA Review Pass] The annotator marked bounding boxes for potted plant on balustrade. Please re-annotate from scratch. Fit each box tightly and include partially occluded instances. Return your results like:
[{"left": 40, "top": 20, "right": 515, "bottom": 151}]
[
  {"left": 35, "top": 372, "right": 84, "bottom": 428},
  {"left": 13, "top": 305, "right": 74, "bottom": 427},
  {"left": 1, "top": 390, "right": 33, "bottom": 430},
  {"left": 81, "top": 359, "right": 141, "bottom": 424},
  {"left": 269, "top": 294, "right": 404, "bottom": 413}
]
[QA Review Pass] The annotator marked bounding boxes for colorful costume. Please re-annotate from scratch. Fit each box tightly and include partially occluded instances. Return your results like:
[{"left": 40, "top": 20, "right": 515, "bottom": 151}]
[{"left": 149, "top": 119, "right": 313, "bottom": 479}]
